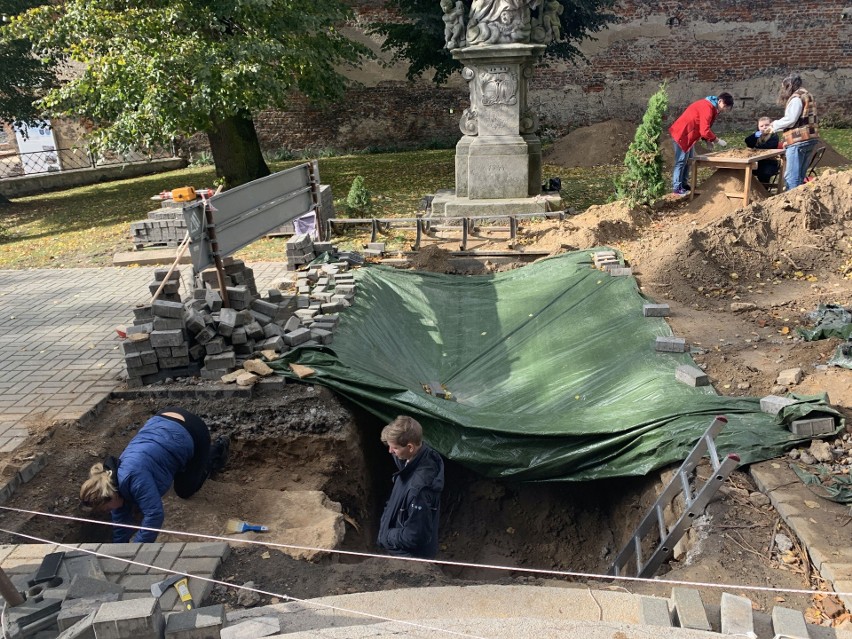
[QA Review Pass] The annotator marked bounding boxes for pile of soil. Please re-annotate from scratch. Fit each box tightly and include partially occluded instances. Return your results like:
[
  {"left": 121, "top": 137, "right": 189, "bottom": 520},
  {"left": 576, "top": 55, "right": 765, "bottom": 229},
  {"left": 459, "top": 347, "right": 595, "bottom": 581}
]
[{"left": 543, "top": 119, "right": 637, "bottom": 167}]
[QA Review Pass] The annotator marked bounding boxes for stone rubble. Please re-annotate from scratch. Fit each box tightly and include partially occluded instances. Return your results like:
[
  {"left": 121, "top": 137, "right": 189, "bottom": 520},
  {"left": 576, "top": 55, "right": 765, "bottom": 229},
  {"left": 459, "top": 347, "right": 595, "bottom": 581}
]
[{"left": 120, "top": 236, "right": 358, "bottom": 387}]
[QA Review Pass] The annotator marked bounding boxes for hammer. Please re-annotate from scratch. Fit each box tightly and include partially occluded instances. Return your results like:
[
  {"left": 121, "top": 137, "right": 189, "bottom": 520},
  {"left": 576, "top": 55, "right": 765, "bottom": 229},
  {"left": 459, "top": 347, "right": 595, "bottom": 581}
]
[{"left": 150, "top": 574, "right": 194, "bottom": 610}]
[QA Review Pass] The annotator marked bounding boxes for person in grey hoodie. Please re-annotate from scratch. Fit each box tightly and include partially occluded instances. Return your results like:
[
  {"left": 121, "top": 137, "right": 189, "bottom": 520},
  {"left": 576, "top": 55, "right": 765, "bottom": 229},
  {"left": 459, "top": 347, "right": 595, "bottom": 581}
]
[{"left": 377, "top": 416, "right": 445, "bottom": 559}]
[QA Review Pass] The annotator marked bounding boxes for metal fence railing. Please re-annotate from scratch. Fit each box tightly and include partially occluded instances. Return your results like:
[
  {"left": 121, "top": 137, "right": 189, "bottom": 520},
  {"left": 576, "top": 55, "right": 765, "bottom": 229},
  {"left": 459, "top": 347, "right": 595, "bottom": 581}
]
[{"left": 0, "top": 145, "right": 177, "bottom": 179}]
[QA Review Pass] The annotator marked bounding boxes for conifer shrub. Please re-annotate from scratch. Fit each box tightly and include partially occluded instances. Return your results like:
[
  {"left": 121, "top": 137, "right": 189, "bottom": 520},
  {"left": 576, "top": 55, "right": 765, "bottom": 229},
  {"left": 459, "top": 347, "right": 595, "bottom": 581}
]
[
  {"left": 345, "top": 175, "right": 371, "bottom": 214},
  {"left": 617, "top": 84, "right": 669, "bottom": 207}
]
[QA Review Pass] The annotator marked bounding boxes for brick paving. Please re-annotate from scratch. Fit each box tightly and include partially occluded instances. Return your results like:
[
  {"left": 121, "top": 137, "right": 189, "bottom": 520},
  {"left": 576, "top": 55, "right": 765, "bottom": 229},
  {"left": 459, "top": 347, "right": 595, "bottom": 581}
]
[
  {"left": 0, "top": 541, "right": 230, "bottom": 612},
  {"left": 0, "top": 263, "right": 291, "bottom": 454}
]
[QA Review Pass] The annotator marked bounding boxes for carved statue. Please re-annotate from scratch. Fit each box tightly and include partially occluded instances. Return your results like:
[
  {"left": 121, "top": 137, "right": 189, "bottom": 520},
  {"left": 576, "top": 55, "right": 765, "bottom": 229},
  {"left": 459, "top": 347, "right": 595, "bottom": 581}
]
[
  {"left": 542, "top": 0, "right": 563, "bottom": 43},
  {"left": 466, "top": 0, "right": 539, "bottom": 46},
  {"left": 441, "top": 0, "right": 467, "bottom": 50}
]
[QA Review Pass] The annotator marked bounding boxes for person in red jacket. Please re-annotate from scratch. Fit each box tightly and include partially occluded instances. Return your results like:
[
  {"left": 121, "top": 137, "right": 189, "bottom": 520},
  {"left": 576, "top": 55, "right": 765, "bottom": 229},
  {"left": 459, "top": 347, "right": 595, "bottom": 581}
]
[{"left": 669, "top": 93, "right": 734, "bottom": 195}]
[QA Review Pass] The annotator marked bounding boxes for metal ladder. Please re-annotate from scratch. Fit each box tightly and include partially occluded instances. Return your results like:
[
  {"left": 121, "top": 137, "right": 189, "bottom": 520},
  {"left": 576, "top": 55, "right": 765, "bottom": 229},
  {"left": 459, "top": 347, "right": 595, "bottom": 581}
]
[{"left": 609, "top": 415, "right": 740, "bottom": 579}]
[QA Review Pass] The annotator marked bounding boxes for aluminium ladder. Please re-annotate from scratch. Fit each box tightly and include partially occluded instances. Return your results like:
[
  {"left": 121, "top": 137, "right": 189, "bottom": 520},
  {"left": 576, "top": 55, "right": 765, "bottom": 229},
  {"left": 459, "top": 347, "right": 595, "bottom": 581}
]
[{"left": 609, "top": 415, "right": 740, "bottom": 579}]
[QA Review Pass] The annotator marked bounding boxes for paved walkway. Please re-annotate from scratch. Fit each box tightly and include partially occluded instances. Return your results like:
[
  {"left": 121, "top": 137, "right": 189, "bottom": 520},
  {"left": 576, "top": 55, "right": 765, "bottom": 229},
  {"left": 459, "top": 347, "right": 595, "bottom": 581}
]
[{"left": 0, "top": 264, "right": 291, "bottom": 454}]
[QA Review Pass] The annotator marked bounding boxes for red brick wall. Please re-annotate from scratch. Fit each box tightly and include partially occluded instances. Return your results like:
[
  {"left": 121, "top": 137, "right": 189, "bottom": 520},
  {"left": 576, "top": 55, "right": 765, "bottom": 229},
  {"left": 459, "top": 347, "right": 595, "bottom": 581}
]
[{"left": 203, "top": 0, "right": 852, "bottom": 153}]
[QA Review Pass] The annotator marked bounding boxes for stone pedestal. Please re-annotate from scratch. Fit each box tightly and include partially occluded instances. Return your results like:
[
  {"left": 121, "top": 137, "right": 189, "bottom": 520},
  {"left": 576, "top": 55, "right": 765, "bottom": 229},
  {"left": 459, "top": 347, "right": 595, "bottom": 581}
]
[{"left": 437, "top": 43, "right": 554, "bottom": 216}]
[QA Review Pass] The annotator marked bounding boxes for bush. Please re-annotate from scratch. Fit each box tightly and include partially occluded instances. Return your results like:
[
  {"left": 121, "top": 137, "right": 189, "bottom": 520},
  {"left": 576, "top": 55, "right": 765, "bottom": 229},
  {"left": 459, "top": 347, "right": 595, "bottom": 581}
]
[
  {"left": 188, "top": 151, "right": 214, "bottom": 167},
  {"left": 345, "top": 175, "right": 371, "bottom": 213},
  {"left": 616, "top": 84, "right": 669, "bottom": 207}
]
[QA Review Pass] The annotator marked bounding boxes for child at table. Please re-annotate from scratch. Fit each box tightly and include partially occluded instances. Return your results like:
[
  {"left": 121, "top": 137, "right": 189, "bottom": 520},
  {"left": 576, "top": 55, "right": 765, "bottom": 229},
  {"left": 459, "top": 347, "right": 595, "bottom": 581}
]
[{"left": 744, "top": 117, "right": 780, "bottom": 185}]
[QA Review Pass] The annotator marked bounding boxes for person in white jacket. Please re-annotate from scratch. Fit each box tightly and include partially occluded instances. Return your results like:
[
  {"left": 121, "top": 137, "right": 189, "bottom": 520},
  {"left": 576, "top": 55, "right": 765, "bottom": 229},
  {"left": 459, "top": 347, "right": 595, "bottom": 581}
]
[{"left": 769, "top": 74, "right": 819, "bottom": 190}]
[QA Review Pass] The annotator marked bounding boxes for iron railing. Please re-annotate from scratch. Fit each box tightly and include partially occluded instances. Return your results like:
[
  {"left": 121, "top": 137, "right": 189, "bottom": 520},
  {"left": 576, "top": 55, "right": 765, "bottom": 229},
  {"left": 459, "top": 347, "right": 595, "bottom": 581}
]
[{"left": 0, "top": 145, "right": 177, "bottom": 179}]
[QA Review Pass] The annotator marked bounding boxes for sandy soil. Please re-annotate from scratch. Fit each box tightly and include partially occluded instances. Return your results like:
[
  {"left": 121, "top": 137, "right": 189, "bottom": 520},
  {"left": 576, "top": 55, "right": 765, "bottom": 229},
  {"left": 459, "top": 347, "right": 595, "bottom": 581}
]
[{"left": 0, "top": 140, "right": 850, "bottom": 626}]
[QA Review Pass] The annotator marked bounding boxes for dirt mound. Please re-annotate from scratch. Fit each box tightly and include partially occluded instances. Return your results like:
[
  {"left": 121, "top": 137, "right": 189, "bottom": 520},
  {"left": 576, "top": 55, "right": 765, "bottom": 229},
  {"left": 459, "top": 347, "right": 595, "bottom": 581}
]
[
  {"left": 543, "top": 120, "right": 637, "bottom": 167},
  {"left": 638, "top": 168, "right": 852, "bottom": 297},
  {"left": 814, "top": 142, "right": 851, "bottom": 168},
  {"left": 410, "top": 243, "right": 452, "bottom": 272},
  {"left": 520, "top": 200, "right": 653, "bottom": 253},
  {"left": 686, "top": 169, "right": 770, "bottom": 221}
]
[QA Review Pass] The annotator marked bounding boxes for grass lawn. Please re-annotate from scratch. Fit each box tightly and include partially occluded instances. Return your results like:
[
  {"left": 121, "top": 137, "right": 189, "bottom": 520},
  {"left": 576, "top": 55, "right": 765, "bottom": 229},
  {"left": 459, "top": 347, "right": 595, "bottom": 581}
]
[{"left": 0, "top": 129, "right": 849, "bottom": 269}]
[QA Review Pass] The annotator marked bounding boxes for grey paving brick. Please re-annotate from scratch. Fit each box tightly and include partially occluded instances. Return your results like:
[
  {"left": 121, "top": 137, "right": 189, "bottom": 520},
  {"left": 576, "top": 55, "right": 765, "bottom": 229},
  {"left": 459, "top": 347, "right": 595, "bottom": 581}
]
[
  {"left": 771, "top": 606, "right": 809, "bottom": 639},
  {"left": 126, "top": 544, "right": 163, "bottom": 575},
  {"left": 92, "top": 597, "right": 164, "bottom": 639},
  {"left": 181, "top": 542, "right": 230, "bottom": 560},
  {"left": 149, "top": 544, "right": 185, "bottom": 571},
  {"left": 171, "top": 556, "right": 222, "bottom": 576},
  {"left": 675, "top": 365, "right": 709, "bottom": 387},
  {"left": 671, "top": 587, "right": 711, "bottom": 631},
  {"left": 164, "top": 604, "right": 225, "bottom": 638},
  {"left": 220, "top": 616, "right": 281, "bottom": 639},
  {"left": 720, "top": 592, "right": 754, "bottom": 636},
  {"left": 639, "top": 596, "right": 672, "bottom": 627},
  {"left": 654, "top": 336, "right": 687, "bottom": 353}
]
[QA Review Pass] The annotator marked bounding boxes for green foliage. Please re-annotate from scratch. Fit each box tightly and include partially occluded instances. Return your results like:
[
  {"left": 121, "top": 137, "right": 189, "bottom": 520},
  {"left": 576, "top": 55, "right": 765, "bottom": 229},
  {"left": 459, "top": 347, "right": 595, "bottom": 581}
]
[
  {"left": 3, "top": 0, "right": 370, "bottom": 162},
  {"left": 616, "top": 84, "right": 669, "bottom": 207},
  {"left": 0, "top": 0, "right": 57, "bottom": 125},
  {"left": 188, "top": 151, "right": 214, "bottom": 167},
  {"left": 345, "top": 175, "right": 371, "bottom": 213},
  {"left": 369, "top": 0, "right": 618, "bottom": 84},
  {"left": 263, "top": 148, "right": 298, "bottom": 163}
]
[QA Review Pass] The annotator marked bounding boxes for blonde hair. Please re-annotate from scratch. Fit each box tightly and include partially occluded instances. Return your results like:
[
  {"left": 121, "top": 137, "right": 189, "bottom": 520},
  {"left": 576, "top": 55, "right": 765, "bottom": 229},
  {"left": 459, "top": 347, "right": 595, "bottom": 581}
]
[
  {"left": 381, "top": 416, "right": 423, "bottom": 447},
  {"left": 80, "top": 463, "right": 117, "bottom": 508},
  {"left": 758, "top": 116, "right": 772, "bottom": 125}
]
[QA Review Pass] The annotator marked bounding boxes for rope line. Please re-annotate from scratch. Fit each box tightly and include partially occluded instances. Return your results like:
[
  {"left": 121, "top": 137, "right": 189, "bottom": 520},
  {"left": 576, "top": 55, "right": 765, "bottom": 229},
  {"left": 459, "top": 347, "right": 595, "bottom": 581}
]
[
  {"left": 0, "top": 526, "right": 493, "bottom": 639},
  {"left": 0, "top": 505, "right": 842, "bottom": 599}
]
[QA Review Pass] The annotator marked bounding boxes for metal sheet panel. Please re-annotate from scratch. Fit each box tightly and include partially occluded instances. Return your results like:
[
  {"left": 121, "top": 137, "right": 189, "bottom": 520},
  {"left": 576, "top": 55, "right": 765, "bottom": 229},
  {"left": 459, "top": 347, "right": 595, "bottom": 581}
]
[
  {"left": 182, "top": 163, "right": 317, "bottom": 272},
  {"left": 181, "top": 202, "right": 210, "bottom": 272}
]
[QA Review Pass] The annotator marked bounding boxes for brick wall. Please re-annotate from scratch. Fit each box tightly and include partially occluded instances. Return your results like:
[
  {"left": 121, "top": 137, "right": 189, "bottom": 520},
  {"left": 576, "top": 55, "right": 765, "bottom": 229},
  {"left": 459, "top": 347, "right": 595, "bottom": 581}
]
[{"left": 202, "top": 0, "right": 852, "bottom": 153}]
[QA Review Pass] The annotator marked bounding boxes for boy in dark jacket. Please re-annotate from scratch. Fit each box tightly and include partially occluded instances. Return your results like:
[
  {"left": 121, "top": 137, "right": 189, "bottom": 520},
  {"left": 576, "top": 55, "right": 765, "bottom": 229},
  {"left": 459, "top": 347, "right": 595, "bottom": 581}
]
[
  {"left": 744, "top": 116, "right": 780, "bottom": 185},
  {"left": 377, "top": 416, "right": 444, "bottom": 559}
]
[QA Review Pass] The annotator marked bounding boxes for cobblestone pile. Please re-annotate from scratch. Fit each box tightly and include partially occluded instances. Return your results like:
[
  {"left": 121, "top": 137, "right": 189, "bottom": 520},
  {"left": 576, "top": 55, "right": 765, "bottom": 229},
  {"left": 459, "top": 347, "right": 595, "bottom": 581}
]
[
  {"left": 120, "top": 240, "right": 358, "bottom": 387},
  {"left": 130, "top": 205, "right": 189, "bottom": 249}
]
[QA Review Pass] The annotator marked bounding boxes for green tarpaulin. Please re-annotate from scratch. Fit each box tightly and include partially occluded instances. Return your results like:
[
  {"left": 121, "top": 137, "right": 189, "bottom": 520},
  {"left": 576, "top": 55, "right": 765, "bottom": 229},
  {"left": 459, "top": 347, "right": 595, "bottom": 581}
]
[{"left": 272, "top": 250, "right": 840, "bottom": 481}]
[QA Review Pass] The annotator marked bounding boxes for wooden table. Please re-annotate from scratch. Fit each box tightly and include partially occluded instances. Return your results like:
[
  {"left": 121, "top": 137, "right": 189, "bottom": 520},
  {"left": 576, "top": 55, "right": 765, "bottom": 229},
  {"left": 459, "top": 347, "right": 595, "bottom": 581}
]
[{"left": 689, "top": 148, "right": 785, "bottom": 207}]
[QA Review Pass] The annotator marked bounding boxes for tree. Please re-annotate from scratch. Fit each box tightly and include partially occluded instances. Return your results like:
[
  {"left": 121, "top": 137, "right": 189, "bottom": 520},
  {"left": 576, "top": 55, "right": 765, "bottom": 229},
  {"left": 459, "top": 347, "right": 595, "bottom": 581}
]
[
  {"left": 345, "top": 175, "right": 371, "bottom": 214},
  {"left": 616, "top": 84, "right": 668, "bottom": 208},
  {"left": 0, "top": 0, "right": 57, "bottom": 125},
  {"left": 370, "top": 0, "right": 618, "bottom": 84},
  {"left": 4, "top": 0, "right": 370, "bottom": 188}
]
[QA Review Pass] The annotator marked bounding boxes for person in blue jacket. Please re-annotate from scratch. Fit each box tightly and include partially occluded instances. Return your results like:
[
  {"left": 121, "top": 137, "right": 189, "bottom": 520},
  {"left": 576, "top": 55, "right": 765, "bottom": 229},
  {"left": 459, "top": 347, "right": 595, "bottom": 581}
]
[
  {"left": 744, "top": 116, "right": 780, "bottom": 185},
  {"left": 377, "top": 415, "right": 444, "bottom": 559},
  {"left": 80, "top": 408, "right": 229, "bottom": 543}
]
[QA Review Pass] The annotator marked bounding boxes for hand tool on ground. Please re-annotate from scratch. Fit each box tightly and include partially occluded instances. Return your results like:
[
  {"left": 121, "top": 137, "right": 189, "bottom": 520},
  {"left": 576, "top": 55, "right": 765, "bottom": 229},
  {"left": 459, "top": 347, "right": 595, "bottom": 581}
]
[
  {"left": 150, "top": 574, "right": 194, "bottom": 610},
  {"left": 226, "top": 518, "right": 269, "bottom": 533}
]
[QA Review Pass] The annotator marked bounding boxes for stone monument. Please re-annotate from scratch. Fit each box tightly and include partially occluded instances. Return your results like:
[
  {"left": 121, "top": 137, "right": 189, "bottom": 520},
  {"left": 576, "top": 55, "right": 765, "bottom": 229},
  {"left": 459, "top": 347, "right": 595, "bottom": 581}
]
[{"left": 431, "top": 0, "right": 563, "bottom": 215}]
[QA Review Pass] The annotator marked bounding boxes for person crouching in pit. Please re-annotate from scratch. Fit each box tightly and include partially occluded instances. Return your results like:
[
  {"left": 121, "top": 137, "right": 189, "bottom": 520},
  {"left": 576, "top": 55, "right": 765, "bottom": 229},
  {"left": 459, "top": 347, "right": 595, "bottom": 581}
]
[{"left": 80, "top": 408, "right": 229, "bottom": 543}]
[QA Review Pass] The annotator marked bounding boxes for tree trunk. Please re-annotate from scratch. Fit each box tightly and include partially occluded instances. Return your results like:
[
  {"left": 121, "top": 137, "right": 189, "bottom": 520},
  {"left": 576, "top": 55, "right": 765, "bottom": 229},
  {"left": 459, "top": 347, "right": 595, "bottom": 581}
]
[{"left": 206, "top": 111, "right": 270, "bottom": 189}]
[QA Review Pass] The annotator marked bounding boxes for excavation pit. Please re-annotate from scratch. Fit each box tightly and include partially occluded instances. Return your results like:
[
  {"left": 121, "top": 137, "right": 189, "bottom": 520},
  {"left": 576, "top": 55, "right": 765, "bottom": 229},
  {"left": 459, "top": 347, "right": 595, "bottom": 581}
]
[{"left": 0, "top": 386, "right": 669, "bottom": 580}]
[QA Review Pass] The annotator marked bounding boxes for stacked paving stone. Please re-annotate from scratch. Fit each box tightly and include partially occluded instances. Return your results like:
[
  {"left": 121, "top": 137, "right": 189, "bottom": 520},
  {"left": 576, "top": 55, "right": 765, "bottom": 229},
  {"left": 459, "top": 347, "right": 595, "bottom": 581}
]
[
  {"left": 130, "top": 204, "right": 189, "bottom": 249},
  {"left": 591, "top": 249, "right": 633, "bottom": 277},
  {"left": 287, "top": 233, "right": 317, "bottom": 269},
  {"left": 121, "top": 257, "right": 358, "bottom": 387},
  {"left": 2, "top": 543, "right": 230, "bottom": 638}
]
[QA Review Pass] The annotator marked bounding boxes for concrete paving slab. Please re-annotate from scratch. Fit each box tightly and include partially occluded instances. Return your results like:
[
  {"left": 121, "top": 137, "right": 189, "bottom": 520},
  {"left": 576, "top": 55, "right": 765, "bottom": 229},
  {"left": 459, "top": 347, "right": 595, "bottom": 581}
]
[{"left": 112, "top": 248, "right": 193, "bottom": 267}]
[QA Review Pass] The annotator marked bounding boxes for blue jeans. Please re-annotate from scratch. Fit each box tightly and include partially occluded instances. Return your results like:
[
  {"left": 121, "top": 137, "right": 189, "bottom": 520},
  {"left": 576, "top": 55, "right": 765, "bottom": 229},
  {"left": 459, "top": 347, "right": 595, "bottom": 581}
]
[
  {"left": 784, "top": 139, "right": 818, "bottom": 190},
  {"left": 672, "top": 141, "right": 694, "bottom": 191}
]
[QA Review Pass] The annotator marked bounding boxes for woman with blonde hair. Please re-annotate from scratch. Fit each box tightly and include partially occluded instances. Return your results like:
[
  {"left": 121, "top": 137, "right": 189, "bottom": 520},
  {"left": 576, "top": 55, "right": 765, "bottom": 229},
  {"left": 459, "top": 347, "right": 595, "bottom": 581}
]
[{"left": 80, "top": 408, "right": 228, "bottom": 543}]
